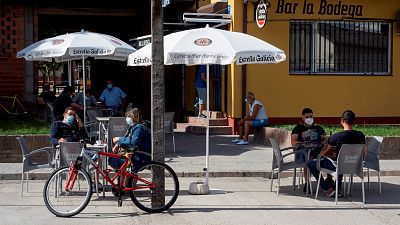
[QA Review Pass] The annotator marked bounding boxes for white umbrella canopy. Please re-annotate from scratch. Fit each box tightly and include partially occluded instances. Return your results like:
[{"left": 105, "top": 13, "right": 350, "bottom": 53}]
[
  {"left": 17, "top": 30, "right": 136, "bottom": 123},
  {"left": 127, "top": 26, "right": 286, "bottom": 189},
  {"left": 128, "top": 26, "right": 285, "bottom": 66},
  {"left": 17, "top": 30, "right": 135, "bottom": 62}
]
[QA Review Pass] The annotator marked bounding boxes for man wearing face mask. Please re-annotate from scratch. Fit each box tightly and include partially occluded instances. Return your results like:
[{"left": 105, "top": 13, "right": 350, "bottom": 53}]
[
  {"left": 291, "top": 108, "right": 327, "bottom": 193},
  {"left": 99, "top": 80, "right": 127, "bottom": 111},
  {"left": 50, "top": 107, "right": 88, "bottom": 146},
  {"left": 307, "top": 110, "right": 365, "bottom": 197},
  {"left": 232, "top": 92, "right": 269, "bottom": 145},
  {"left": 109, "top": 108, "right": 151, "bottom": 173}
]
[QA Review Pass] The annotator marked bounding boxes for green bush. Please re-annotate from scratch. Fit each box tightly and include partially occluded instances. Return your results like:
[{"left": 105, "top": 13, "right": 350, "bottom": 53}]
[
  {"left": 274, "top": 124, "right": 400, "bottom": 137},
  {"left": 0, "top": 119, "right": 50, "bottom": 135}
]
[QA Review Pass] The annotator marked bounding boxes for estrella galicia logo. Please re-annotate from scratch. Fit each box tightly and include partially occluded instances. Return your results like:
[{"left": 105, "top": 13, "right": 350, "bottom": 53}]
[{"left": 194, "top": 38, "right": 212, "bottom": 46}]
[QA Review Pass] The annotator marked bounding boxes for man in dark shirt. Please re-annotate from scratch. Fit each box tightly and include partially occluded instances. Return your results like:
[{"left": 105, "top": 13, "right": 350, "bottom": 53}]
[
  {"left": 38, "top": 82, "right": 56, "bottom": 105},
  {"left": 291, "top": 108, "right": 326, "bottom": 193},
  {"left": 307, "top": 110, "right": 366, "bottom": 197},
  {"left": 50, "top": 107, "right": 88, "bottom": 146},
  {"left": 53, "top": 86, "right": 83, "bottom": 119}
]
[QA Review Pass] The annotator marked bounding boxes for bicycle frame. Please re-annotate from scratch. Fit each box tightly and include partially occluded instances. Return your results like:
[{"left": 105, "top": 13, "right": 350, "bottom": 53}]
[
  {"left": 0, "top": 95, "right": 27, "bottom": 115},
  {"left": 65, "top": 146, "right": 156, "bottom": 193}
]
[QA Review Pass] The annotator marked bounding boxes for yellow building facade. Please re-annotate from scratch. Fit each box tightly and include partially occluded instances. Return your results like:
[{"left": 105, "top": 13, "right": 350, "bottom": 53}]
[{"left": 220, "top": 0, "right": 400, "bottom": 124}]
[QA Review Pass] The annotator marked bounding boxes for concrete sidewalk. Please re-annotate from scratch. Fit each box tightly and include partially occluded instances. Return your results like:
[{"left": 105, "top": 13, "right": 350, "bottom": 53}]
[
  {"left": 0, "top": 177, "right": 399, "bottom": 225},
  {"left": 1, "top": 133, "right": 399, "bottom": 179}
]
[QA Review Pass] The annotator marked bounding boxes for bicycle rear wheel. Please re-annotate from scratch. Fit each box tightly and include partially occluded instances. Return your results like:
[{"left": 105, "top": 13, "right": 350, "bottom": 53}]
[
  {"left": 43, "top": 166, "right": 92, "bottom": 217},
  {"left": 128, "top": 162, "right": 179, "bottom": 213}
]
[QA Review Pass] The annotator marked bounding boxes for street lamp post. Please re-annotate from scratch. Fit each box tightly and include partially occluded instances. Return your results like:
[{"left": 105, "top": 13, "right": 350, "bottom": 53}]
[{"left": 150, "top": 0, "right": 166, "bottom": 207}]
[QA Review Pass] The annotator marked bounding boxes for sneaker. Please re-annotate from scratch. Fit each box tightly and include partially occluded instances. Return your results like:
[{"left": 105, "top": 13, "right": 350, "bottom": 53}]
[
  {"left": 326, "top": 188, "right": 335, "bottom": 197},
  {"left": 330, "top": 193, "right": 343, "bottom": 198},
  {"left": 231, "top": 138, "right": 242, "bottom": 143},
  {"left": 197, "top": 114, "right": 207, "bottom": 119},
  {"left": 236, "top": 140, "right": 249, "bottom": 145}
]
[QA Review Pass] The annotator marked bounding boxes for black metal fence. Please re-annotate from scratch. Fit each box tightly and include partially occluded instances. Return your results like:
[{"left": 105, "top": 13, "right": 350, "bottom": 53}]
[{"left": 290, "top": 20, "right": 392, "bottom": 75}]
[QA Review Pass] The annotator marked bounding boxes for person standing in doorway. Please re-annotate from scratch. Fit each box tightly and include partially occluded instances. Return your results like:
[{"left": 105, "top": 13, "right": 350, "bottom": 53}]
[
  {"left": 195, "top": 65, "right": 207, "bottom": 118},
  {"left": 99, "top": 80, "right": 127, "bottom": 111}
]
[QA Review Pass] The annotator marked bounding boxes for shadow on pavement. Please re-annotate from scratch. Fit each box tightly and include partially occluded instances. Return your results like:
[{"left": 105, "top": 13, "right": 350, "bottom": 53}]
[
  {"left": 273, "top": 181, "right": 400, "bottom": 205},
  {"left": 165, "top": 133, "right": 269, "bottom": 158}
]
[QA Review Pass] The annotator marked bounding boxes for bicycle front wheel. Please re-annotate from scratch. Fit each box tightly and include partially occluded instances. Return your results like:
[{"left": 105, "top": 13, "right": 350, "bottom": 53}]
[
  {"left": 43, "top": 166, "right": 92, "bottom": 217},
  {"left": 128, "top": 162, "right": 179, "bottom": 213}
]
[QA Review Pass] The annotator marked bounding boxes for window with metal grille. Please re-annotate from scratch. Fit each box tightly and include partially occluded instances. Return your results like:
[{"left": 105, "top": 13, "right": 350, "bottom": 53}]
[{"left": 289, "top": 20, "right": 392, "bottom": 75}]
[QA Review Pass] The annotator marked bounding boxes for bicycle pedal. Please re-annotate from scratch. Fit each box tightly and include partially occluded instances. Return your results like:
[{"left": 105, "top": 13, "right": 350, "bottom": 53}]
[{"left": 118, "top": 199, "right": 122, "bottom": 207}]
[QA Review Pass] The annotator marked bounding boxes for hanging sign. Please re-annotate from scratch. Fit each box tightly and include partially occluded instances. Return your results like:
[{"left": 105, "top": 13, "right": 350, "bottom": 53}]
[{"left": 256, "top": 0, "right": 268, "bottom": 28}]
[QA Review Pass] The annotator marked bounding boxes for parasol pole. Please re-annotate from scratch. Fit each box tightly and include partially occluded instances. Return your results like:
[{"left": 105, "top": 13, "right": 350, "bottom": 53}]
[{"left": 82, "top": 56, "right": 86, "bottom": 124}]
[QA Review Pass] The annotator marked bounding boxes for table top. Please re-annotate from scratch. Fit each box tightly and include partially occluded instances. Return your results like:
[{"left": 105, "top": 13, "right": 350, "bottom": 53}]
[{"left": 96, "top": 117, "right": 110, "bottom": 121}]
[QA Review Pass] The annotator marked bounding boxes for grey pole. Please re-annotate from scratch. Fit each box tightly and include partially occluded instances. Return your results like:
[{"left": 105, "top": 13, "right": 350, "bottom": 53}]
[{"left": 151, "top": 0, "right": 165, "bottom": 207}]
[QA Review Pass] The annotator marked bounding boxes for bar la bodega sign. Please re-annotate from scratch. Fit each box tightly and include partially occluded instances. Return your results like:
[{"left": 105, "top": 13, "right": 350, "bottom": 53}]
[{"left": 256, "top": 1, "right": 269, "bottom": 28}]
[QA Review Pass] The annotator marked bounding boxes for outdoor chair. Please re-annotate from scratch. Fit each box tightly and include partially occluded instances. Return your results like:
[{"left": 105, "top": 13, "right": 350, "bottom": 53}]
[
  {"left": 315, "top": 144, "right": 365, "bottom": 204},
  {"left": 85, "top": 109, "right": 100, "bottom": 139},
  {"left": 107, "top": 117, "right": 128, "bottom": 152},
  {"left": 17, "top": 136, "right": 54, "bottom": 196},
  {"left": 269, "top": 138, "right": 308, "bottom": 195},
  {"left": 59, "top": 142, "right": 84, "bottom": 167},
  {"left": 164, "top": 112, "right": 176, "bottom": 153},
  {"left": 364, "top": 136, "right": 383, "bottom": 194}
]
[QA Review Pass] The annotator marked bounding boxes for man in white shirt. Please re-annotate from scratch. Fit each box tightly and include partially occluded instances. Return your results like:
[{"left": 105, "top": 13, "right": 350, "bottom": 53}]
[{"left": 232, "top": 92, "right": 269, "bottom": 145}]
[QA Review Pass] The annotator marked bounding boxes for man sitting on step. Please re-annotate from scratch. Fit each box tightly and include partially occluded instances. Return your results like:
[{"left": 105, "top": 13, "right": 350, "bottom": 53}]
[{"left": 232, "top": 92, "right": 269, "bottom": 145}]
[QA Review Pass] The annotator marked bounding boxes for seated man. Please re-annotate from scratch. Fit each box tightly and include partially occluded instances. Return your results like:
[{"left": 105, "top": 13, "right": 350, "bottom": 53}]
[
  {"left": 307, "top": 110, "right": 365, "bottom": 197},
  {"left": 110, "top": 108, "right": 151, "bottom": 173},
  {"left": 50, "top": 107, "right": 88, "bottom": 146},
  {"left": 38, "top": 82, "right": 56, "bottom": 106},
  {"left": 232, "top": 92, "right": 268, "bottom": 145},
  {"left": 291, "top": 108, "right": 326, "bottom": 193},
  {"left": 53, "top": 86, "right": 83, "bottom": 119}
]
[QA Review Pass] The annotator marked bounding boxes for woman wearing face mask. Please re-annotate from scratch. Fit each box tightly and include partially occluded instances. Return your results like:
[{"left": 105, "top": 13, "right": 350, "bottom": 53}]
[
  {"left": 290, "top": 108, "right": 327, "bottom": 193},
  {"left": 109, "top": 108, "right": 151, "bottom": 172},
  {"left": 50, "top": 107, "right": 88, "bottom": 146}
]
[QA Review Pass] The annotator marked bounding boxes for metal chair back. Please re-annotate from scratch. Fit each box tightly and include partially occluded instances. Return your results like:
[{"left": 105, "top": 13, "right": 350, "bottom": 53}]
[
  {"left": 164, "top": 112, "right": 175, "bottom": 134},
  {"left": 59, "top": 142, "right": 82, "bottom": 167},
  {"left": 336, "top": 144, "right": 365, "bottom": 177},
  {"left": 270, "top": 138, "right": 282, "bottom": 168},
  {"left": 364, "top": 136, "right": 383, "bottom": 171},
  {"left": 107, "top": 117, "right": 128, "bottom": 151},
  {"left": 16, "top": 137, "right": 31, "bottom": 170}
]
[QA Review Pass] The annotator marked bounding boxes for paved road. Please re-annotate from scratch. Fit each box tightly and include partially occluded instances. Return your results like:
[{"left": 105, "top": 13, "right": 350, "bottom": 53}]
[{"left": 1, "top": 177, "right": 399, "bottom": 225}]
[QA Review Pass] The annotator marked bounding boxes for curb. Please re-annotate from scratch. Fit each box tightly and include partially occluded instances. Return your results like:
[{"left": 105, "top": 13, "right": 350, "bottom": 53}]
[{"left": 1, "top": 170, "right": 400, "bottom": 180}]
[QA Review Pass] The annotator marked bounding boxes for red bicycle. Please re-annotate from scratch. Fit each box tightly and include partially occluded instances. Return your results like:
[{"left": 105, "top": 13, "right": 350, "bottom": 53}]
[{"left": 43, "top": 141, "right": 179, "bottom": 217}]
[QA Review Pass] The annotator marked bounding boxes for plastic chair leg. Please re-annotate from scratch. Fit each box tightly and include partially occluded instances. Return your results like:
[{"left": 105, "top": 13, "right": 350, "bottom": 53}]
[
  {"left": 378, "top": 171, "right": 382, "bottom": 194},
  {"left": 270, "top": 169, "right": 274, "bottom": 192},
  {"left": 315, "top": 172, "right": 321, "bottom": 199},
  {"left": 172, "top": 132, "right": 176, "bottom": 153},
  {"left": 335, "top": 174, "right": 339, "bottom": 205},
  {"left": 277, "top": 172, "right": 281, "bottom": 196},
  {"left": 362, "top": 177, "right": 365, "bottom": 204},
  {"left": 21, "top": 172, "right": 24, "bottom": 197}
]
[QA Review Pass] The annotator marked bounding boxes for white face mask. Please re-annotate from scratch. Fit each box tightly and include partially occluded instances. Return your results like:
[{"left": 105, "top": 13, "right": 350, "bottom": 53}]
[
  {"left": 304, "top": 118, "right": 314, "bottom": 126},
  {"left": 126, "top": 117, "right": 133, "bottom": 126}
]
